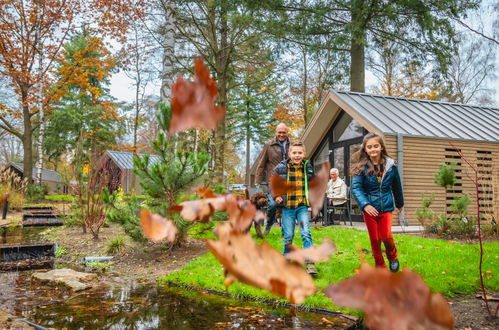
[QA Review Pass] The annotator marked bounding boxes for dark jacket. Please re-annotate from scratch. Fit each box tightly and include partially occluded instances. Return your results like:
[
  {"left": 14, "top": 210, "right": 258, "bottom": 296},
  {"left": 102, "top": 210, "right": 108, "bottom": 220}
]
[
  {"left": 351, "top": 157, "right": 404, "bottom": 214},
  {"left": 255, "top": 137, "right": 290, "bottom": 184},
  {"left": 271, "top": 159, "right": 315, "bottom": 206}
]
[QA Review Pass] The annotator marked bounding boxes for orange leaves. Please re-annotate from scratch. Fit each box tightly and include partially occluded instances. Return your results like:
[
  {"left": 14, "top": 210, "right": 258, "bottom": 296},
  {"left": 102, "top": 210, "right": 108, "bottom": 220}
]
[
  {"left": 269, "top": 174, "right": 295, "bottom": 197},
  {"left": 308, "top": 162, "right": 331, "bottom": 217},
  {"left": 140, "top": 209, "right": 178, "bottom": 243},
  {"left": 325, "top": 264, "right": 454, "bottom": 330},
  {"left": 169, "top": 57, "right": 225, "bottom": 135},
  {"left": 285, "top": 239, "right": 336, "bottom": 265},
  {"left": 207, "top": 224, "right": 316, "bottom": 304}
]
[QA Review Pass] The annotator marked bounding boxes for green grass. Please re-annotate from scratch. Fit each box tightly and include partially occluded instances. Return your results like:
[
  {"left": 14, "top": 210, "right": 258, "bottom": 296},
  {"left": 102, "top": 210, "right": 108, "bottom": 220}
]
[
  {"left": 44, "top": 194, "right": 73, "bottom": 201},
  {"left": 162, "top": 226, "right": 498, "bottom": 311}
]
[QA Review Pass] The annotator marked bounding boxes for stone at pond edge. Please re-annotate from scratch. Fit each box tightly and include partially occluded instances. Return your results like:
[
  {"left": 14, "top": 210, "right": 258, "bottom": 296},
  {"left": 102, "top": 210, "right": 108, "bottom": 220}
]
[
  {"left": 31, "top": 268, "right": 98, "bottom": 292},
  {"left": 0, "top": 309, "right": 34, "bottom": 329}
]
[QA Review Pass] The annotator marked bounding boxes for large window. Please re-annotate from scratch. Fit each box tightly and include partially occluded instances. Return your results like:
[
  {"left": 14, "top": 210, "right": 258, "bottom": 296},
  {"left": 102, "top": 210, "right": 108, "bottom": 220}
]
[
  {"left": 333, "top": 112, "right": 363, "bottom": 142},
  {"left": 313, "top": 140, "right": 329, "bottom": 173}
]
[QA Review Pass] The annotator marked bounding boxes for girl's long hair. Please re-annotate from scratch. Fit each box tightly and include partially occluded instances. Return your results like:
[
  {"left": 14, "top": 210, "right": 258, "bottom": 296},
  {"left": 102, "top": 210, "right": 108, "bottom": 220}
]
[{"left": 350, "top": 133, "right": 391, "bottom": 175}]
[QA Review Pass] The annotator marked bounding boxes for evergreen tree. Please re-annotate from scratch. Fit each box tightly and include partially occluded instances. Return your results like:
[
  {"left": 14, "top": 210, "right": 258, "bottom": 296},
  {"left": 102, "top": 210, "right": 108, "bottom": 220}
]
[{"left": 133, "top": 103, "right": 209, "bottom": 242}]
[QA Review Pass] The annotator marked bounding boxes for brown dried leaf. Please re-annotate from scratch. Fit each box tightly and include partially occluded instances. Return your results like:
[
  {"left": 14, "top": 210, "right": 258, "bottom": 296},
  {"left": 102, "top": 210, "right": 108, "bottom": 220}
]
[
  {"left": 207, "top": 223, "right": 316, "bottom": 304},
  {"left": 225, "top": 194, "right": 258, "bottom": 232},
  {"left": 169, "top": 57, "right": 225, "bottom": 135},
  {"left": 140, "top": 209, "right": 178, "bottom": 243},
  {"left": 285, "top": 238, "right": 336, "bottom": 264},
  {"left": 196, "top": 187, "right": 217, "bottom": 198},
  {"left": 169, "top": 196, "right": 227, "bottom": 222},
  {"left": 269, "top": 174, "right": 296, "bottom": 198},
  {"left": 308, "top": 162, "right": 331, "bottom": 217},
  {"left": 325, "top": 264, "right": 454, "bottom": 330}
]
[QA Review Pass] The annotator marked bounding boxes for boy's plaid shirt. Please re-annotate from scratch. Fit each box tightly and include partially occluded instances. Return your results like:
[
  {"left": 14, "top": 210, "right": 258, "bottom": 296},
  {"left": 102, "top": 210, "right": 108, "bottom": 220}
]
[{"left": 286, "top": 162, "right": 307, "bottom": 208}]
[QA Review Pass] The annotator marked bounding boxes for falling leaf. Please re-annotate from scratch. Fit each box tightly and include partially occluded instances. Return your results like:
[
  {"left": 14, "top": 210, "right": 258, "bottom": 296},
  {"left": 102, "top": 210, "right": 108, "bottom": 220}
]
[
  {"left": 197, "top": 187, "right": 217, "bottom": 198},
  {"left": 169, "top": 57, "right": 225, "bottom": 134},
  {"left": 140, "top": 209, "right": 178, "bottom": 243},
  {"left": 325, "top": 264, "right": 454, "bottom": 330},
  {"left": 285, "top": 238, "right": 336, "bottom": 264},
  {"left": 269, "top": 174, "right": 296, "bottom": 197},
  {"left": 169, "top": 196, "right": 227, "bottom": 222},
  {"left": 207, "top": 223, "right": 315, "bottom": 304},
  {"left": 308, "top": 162, "right": 331, "bottom": 217},
  {"left": 225, "top": 195, "right": 258, "bottom": 232}
]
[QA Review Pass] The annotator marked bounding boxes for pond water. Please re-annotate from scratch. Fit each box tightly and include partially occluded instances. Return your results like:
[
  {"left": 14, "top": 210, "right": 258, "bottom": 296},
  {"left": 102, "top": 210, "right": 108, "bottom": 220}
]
[
  {"left": 0, "top": 266, "right": 354, "bottom": 329},
  {"left": 0, "top": 226, "right": 355, "bottom": 329}
]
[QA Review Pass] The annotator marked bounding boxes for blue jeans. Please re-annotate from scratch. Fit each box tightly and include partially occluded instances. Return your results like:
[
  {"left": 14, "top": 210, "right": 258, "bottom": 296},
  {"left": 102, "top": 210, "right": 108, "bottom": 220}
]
[
  {"left": 281, "top": 205, "right": 313, "bottom": 254},
  {"left": 265, "top": 193, "right": 277, "bottom": 229}
]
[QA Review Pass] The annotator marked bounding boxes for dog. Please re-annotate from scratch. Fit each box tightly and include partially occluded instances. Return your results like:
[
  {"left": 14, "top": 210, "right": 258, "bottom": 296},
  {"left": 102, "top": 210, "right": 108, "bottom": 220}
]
[{"left": 245, "top": 189, "right": 268, "bottom": 238}]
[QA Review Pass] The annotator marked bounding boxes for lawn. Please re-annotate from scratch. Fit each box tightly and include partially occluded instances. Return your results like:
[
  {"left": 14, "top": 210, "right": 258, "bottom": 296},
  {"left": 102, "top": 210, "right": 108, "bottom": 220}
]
[{"left": 162, "top": 225, "right": 498, "bottom": 311}]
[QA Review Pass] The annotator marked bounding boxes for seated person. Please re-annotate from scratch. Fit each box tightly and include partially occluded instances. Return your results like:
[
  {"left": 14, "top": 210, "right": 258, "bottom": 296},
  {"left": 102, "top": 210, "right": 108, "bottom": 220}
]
[{"left": 326, "top": 168, "right": 347, "bottom": 206}]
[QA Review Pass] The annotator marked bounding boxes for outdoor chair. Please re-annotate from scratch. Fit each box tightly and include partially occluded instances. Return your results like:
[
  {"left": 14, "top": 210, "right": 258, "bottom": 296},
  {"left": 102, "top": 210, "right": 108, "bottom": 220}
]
[{"left": 321, "top": 186, "right": 352, "bottom": 226}]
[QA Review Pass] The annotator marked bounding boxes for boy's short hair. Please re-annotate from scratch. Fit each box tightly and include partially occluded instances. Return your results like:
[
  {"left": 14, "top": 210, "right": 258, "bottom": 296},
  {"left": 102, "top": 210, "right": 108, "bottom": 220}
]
[{"left": 289, "top": 141, "right": 306, "bottom": 153}]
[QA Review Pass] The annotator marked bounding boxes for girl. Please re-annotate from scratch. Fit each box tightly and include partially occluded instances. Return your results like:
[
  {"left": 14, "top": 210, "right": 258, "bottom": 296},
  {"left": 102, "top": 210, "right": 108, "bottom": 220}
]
[{"left": 351, "top": 133, "right": 404, "bottom": 272}]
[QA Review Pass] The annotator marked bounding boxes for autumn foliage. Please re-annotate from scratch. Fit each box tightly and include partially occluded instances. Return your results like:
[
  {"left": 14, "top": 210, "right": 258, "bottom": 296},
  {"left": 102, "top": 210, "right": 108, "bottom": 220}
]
[
  {"left": 169, "top": 57, "right": 225, "bottom": 135},
  {"left": 325, "top": 264, "right": 454, "bottom": 330}
]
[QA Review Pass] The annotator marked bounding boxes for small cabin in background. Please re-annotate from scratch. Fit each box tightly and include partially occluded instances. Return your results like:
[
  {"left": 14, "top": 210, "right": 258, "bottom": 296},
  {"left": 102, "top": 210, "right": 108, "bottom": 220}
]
[
  {"left": 5, "top": 162, "right": 65, "bottom": 194},
  {"left": 98, "top": 151, "right": 161, "bottom": 194}
]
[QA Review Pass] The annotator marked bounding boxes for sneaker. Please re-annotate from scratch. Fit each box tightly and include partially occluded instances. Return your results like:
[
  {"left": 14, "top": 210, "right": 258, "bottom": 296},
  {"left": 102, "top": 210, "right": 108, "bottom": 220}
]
[
  {"left": 264, "top": 226, "right": 271, "bottom": 235},
  {"left": 389, "top": 259, "right": 400, "bottom": 273},
  {"left": 305, "top": 262, "right": 318, "bottom": 275}
]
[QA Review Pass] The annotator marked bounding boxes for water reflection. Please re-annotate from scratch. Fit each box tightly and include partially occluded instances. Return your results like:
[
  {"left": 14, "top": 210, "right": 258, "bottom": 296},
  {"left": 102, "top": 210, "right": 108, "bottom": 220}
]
[{"left": 0, "top": 268, "right": 353, "bottom": 329}]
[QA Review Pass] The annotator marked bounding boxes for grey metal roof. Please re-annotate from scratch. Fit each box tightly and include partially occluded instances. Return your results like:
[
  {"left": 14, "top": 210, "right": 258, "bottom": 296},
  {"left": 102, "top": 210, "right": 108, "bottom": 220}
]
[
  {"left": 106, "top": 151, "right": 162, "bottom": 170},
  {"left": 9, "top": 162, "right": 63, "bottom": 183},
  {"left": 331, "top": 90, "right": 499, "bottom": 142}
]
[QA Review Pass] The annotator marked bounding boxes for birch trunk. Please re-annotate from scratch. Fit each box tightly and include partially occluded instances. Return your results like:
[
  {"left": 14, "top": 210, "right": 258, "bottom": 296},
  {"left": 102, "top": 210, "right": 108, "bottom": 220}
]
[{"left": 160, "top": 0, "right": 176, "bottom": 104}]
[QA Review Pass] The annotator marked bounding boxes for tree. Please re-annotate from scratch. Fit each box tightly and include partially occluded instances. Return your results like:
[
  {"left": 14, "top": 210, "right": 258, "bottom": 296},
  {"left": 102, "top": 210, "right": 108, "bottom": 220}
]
[
  {"left": 229, "top": 61, "right": 279, "bottom": 184},
  {"left": 0, "top": 0, "right": 139, "bottom": 181},
  {"left": 44, "top": 32, "right": 123, "bottom": 161},
  {"left": 445, "top": 33, "right": 497, "bottom": 105},
  {"left": 250, "top": 0, "right": 478, "bottom": 92},
  {"left": 133, "top": 103, "right": 209, "bottom": 243},
  {"left": 174, "top": 0, "right": 279, "bottom": 182},
  {"left": 434, "top": 162, "right": 457, "bottom": 216}
]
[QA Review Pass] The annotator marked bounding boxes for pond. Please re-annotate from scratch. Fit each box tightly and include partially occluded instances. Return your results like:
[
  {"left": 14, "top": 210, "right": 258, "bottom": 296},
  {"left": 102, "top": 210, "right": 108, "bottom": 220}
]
[{"left": 0, "top": 266, "right": 355, "bottom": 329}]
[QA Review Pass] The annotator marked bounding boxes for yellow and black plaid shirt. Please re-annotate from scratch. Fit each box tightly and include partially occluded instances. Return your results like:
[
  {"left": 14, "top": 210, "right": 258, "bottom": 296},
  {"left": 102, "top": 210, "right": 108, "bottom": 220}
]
[{"left": 286, "top": 162, "right": 307, "bottom": 208}]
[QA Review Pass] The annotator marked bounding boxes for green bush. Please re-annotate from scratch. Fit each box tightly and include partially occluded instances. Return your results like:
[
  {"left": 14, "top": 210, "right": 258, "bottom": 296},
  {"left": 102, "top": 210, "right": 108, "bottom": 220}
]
[
  {"left": 449, "top": 216, "right": 476, "bottom": 238},
  {"left": 106, "top": 195, "right": 145, "bottom": 242},
  {"left": 26, "top": 184, "right": 45, "bottom": 201},
  {"left": 107, "top": 235, "right": 126, "bottom": 254},
  {"left": 86, "top": 260, "right": 113, "bottom": 272},
  {"left": 54, "top": 246, "right": 68, "bottom": 257}
]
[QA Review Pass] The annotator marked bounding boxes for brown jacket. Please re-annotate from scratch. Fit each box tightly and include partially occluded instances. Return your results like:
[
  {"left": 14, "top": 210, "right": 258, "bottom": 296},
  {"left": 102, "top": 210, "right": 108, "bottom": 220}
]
[{"left": 255, "top": 137, "right": 290, "bottom": 184}]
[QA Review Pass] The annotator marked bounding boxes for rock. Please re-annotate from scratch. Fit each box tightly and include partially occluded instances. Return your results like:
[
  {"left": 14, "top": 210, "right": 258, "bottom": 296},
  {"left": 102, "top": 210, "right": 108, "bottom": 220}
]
[
  {"left": 0, "top": 309, "right": 34, "bottom": 329},
  {"left": 31, "top": 268, "right": 98, "bottom": 292}
]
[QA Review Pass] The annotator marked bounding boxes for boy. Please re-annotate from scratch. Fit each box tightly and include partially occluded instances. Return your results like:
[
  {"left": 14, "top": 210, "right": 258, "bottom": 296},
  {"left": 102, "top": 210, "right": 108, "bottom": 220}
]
[{"left": 272, "top": 142, "right": 317, "bottom": 275}]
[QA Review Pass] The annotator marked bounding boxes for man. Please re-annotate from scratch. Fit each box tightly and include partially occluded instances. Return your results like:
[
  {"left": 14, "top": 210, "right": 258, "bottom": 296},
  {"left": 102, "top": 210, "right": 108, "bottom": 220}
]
[{"left": 255, "top": 123, "right": 290, "bottom": 234}]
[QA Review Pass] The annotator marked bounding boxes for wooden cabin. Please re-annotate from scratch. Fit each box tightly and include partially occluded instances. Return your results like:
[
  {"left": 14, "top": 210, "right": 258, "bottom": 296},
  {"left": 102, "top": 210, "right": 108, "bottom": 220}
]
[{"left": 301, "top": 90, "right": 499, "bottom": 225}]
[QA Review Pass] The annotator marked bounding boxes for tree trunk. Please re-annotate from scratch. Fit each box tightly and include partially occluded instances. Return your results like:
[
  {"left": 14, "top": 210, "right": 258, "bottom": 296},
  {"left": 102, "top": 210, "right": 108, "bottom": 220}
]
[
  {"left": 22, "top": 102, "right": 33, "bottom": 184},
  {"left": 302, "top": 46, "right": 309, "bottom": 125},
  {"left": 213, "top": 2, "right": 229, "bottom": 183},
  {"left": 35, "top": 0, "right": 44, "bottom": 185},
  {"left": 160, "top": 0, "right": 176, "bottom": 104},
  {"left": 350, "top": 0, "right": 366, "bottom": 93},
  {"left": 245, "top": 92, "right": 251, "bottom": 185}
]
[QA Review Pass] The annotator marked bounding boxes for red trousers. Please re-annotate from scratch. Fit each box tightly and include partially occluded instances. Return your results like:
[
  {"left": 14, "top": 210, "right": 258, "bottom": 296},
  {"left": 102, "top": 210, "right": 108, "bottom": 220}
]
[{"left": 363, "top": 211, "right": 397, "bottom": 268}]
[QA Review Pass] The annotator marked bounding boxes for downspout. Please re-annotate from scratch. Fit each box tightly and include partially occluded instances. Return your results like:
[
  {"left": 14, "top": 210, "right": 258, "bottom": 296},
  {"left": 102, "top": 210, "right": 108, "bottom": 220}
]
[{"left": 397, "top": 133, "right": 408, "bottom": 226}]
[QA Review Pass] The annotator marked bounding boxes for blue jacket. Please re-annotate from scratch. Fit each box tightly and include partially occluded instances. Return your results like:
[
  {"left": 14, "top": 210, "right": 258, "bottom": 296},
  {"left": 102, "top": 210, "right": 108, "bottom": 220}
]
[
  {"left": 272, "top": 159, "right": 315, "bottom": 206},
  {"left": 351, "top": 157, "right": 404, "bottom": 214}
]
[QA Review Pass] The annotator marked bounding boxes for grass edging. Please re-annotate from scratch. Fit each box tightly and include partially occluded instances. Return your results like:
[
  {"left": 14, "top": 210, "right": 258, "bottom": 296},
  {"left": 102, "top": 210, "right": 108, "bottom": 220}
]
[{"left": 159, "top": 279, "right": 358, "bottom": 321}]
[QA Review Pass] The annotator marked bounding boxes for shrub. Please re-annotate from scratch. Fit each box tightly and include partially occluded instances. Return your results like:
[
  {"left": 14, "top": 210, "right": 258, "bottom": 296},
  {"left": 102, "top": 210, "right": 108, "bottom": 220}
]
[
  {"left": 54, "top": 246, "right": 68, "bottom": 257},
  {"left": 449, "top": 216, "right": 477, "bottom": 238},
  {"left": 107, "top": 235, "right": 126, "bottom": 254},
  {"left": 415, "top": 193, "right": 437, "bottom": 233},
  {"left": 106, "top": 194, "right": 145, "bottom": 242},
  {"left": 449, "top": 194, "right": 471, "bottom": 219},
  {"left": 86, "top": 260, "right": 113, "bottom": 272},
  {"left": 26, "top": 184, "right": 45, "bottom": 201}
]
